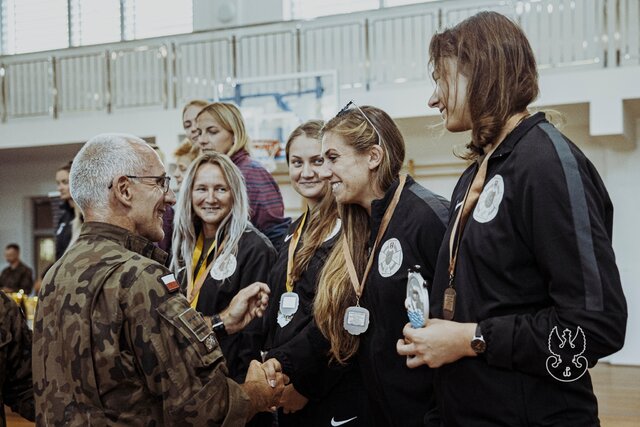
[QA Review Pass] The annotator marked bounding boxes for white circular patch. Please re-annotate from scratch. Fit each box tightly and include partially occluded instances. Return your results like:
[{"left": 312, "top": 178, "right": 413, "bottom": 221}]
[
  {"left": 473, "top": 174, "right": 504, "bottom": 224},
  {"left": 378, "top": 238, "right": 403, "bottom": 278},
  {"left": 210, "top": 253, "right": 237, "bottom": 281},
  {"left": 323, "top": 219, "right": 342, "bottom": 242}
]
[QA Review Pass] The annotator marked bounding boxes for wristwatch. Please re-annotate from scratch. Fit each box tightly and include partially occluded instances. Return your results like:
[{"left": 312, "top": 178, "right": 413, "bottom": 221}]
[
  {"left": 470, "top": 324, "right": 486, "bottom": 354},
  {"left": 212, "top": 313, "right": 228, "bottom": 337}
]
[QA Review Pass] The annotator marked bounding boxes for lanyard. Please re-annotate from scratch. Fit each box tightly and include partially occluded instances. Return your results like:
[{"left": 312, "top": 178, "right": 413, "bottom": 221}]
[
  {"left": 188, "top": 233, "right": 219, "bottom": 308},
  {"left": 285, "top": 210, "right": 308, "bottom": 293},
  {"left": 445, "top": 115, "right": 528, "bottom": 319},
  {"left": 342, "top": 175, "right": 407, "bottom": 305}
]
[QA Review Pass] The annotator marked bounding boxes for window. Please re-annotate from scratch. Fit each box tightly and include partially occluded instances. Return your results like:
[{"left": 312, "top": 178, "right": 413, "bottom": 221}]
[
  {"left": 122, "top": 0, "right": 192, "bottom": 40},
  {"left": 0, "top": 0, "right": 192, "bottom": 54},
  {"left": 69, "top": 0, "right": 121, "bottom": 46},
  {"left": 2, "top": 0, "right": 69, "bottom": 54},
  {"left": 284, "top": 0, "right": 380, "bottom": 20}
]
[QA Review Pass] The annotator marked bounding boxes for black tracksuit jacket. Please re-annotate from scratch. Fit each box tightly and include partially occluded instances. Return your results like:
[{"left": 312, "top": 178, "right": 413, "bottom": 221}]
[{"left": 430, "top": 113, "right": 628, "bottom": 426}]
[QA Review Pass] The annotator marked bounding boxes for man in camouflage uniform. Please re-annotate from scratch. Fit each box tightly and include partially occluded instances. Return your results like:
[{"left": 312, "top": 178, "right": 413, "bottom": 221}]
[
  {"left": 0, "top": 291, "right": 35, "bottom": 427},
  {"left": 33, "top": 133, "right": 283, "bottom": 426}
]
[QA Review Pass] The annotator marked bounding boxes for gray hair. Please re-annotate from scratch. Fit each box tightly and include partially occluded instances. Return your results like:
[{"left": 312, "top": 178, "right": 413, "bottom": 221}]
[
  {"left": 171, "top": 152, "right": 251, "bottom": 279},
  {"left": 70, "top": 133, "right": 149, "bottom": 213}
]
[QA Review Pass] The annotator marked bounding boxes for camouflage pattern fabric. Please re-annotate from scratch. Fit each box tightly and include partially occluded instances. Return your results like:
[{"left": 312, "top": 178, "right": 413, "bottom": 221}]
[
  {"left": 33, "top": 222, "right": 250, "bottom": 426},
  {"left": 0, "top": 291, "right": 35, "bottom": 427}
]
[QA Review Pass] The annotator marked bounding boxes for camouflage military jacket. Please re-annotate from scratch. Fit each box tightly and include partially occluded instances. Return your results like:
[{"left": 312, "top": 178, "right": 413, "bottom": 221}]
[
  {"left": 0, "top": 291, "right": 35, "bottom": 427},
  {"left": 33, "top": 222, "right": 250, "bottom": 426}
]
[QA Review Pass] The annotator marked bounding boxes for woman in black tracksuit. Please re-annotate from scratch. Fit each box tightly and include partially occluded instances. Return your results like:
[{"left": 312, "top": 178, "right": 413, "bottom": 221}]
[
  {"left": 310, "top": 104, "right": 449, "bottom": 427},
  {"left": 397, "top": 12, "right": 627, "bottom": 426},
  {"left": 172, "top": 152, "right": 275, "bottom": 383},
  {"left": 264, "top": 120, "right": 367, "bottom": 426}
]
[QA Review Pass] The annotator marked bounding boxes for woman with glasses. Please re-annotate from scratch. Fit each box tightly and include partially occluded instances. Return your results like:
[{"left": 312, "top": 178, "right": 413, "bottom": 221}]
[
  {"left": 313, "top": 103, "right": 449, "bottom": 426},
  {"left": 397, "top": 12, "right": 627, "bottom": 426},
  {"left": 194, "top": 102, "right": 290, "bottom": 247},
  {"left": 172, "top": 152, "right": 276, "bottom": 383},
  {"left": 263, "top": 120, "right": 367, "bottom": 426}
]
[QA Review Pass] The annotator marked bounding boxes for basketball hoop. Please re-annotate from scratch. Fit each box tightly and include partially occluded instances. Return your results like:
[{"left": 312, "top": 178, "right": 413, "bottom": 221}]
[{"left": 250, "top": 139, "right": 281, "bottom": 173}]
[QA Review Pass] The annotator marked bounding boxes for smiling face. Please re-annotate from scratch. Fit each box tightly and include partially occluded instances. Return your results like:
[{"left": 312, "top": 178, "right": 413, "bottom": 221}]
[
  {"left": 191, "top": 162, "right": 233, "bottom": 237},
  {"left": 128, "top": 148, "right": 176, "bottom": 243},
  {"left": 319, "top": 132, "right": 374, "bottom": 207},
  {"left": 56, "top": 169, "right": 71, "bottom": 201},
  {"left": 194, "top": 112, "right": 234, "bottom": 154},
  {"left": 288, "top": 134, "right": 326, "bottom": 205},
  {"left": 428, "top": 57, "right": 472, "bottom": 133}
]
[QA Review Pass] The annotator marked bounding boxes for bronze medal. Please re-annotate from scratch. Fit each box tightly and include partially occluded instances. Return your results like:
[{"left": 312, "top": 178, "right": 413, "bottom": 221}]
[{"left": 442, "top": 287, "right": 456, "bottom": 320}]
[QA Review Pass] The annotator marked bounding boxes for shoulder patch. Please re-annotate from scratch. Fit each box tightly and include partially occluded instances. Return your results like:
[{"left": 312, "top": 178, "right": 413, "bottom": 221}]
[{"left": 161, "top": 274, "right": 180, "bottom": 293}]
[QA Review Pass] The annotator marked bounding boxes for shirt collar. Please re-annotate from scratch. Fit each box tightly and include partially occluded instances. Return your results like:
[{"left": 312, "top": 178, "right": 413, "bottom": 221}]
[
  {"left": 79, "top": 221, "right": 169, "bottom": 266},
  {"left": 490, "top": 112, "right": 547, "bottom": 159}
]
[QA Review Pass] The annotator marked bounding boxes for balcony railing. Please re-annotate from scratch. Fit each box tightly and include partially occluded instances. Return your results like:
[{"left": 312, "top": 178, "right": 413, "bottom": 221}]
[{"left": 0, "top": 0, "right": 637, "bottom": 122}]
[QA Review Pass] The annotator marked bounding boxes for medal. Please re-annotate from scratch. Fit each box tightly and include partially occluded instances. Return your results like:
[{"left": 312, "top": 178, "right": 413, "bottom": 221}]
[
  {"left": 405, "top": 266, "right": 429, "bottom": 328},
  {"left": 341, "top": 175, "right": 407, "bottom": 335},
  {"left": 343, "top": 306, "right": 370, "bottom": 335},
  {"left": 279, "top": 291, "right": 299, "bottom": 317},
  {"left": 442, "top": 287, "right": 456, "bottom": 321}
]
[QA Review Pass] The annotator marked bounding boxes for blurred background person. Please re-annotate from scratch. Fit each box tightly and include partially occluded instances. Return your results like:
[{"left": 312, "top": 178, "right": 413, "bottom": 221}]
[
  {"left": 54, "top": 161, "right": 83, "bottom": 259},
  {"left": 193, "top": 102, "right": 290, "bottom": 247},
  {"left": 182, "top": 99, "right": 209, "bottom": 144},
  {"left": 0, "top": 291, "right": 35, "bottom": 427},
  {"left": 0, "top": 244, "right": 33, "bottom": 295},
  {"left": 172, "top": 138, "right": 199, "bottom": 191}
]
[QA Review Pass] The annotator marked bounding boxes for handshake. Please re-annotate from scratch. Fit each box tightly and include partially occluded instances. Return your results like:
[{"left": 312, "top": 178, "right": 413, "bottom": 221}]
[
  {"left": 240, "top": 358, "right": 288, "bottom": 419},
  {"left": 221, "top": 283, "right": 310, "bottom": 419}
]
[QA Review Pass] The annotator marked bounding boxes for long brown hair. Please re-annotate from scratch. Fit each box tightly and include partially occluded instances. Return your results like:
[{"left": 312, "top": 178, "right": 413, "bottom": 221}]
[
  {"left": 429, "top": 11, "right": 539, "bottom": 159},
  {"left": 285, "top": 120, "right": 338, "bottom": 284},
  {"left": 314, "top": 106, "right": 405, "bottom": 363}
]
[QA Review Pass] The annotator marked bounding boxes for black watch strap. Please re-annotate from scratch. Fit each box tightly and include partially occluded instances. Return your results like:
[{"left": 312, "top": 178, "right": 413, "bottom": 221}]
[{"left": 212, "top": 313, "right": 227, "bottom": 337}]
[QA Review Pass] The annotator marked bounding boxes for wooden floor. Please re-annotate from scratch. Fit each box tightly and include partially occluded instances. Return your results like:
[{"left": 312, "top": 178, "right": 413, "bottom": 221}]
[{"left": 6, "top": 364, "right": 640, "bottom": 426}]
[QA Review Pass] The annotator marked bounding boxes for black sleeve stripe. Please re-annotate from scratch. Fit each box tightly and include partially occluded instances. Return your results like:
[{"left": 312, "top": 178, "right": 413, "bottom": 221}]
[
  {"left": 407, "top": 182, "right": 450, "bottom": 226},
  {"left": 538, "top": 122, "right": 604, "bottom": 311}
]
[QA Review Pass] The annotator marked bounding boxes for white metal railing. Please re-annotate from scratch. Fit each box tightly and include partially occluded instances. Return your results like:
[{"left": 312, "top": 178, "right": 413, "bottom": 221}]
[{"left": 0, "top": 0, "right": 637, "bottom": 122}]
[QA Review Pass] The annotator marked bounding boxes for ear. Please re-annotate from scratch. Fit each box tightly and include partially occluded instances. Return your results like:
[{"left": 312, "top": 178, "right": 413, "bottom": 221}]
[
  {"left": 367, "top": 144, "right": 384, "bottom": 171},
  {"left": 112, "top": 176, "right": 134, "bottom": 208}
]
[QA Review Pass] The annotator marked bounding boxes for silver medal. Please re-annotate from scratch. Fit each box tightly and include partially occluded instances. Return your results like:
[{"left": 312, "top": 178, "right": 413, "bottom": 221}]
[
  {"left": 405, "top": 266, "right": 429, "bottom": 328},
  {"left": 279, "top": 292, "right": 299, "bottom": 317},
  {"left": 343, "top": 306, "right": 370, "bottom": 335}
]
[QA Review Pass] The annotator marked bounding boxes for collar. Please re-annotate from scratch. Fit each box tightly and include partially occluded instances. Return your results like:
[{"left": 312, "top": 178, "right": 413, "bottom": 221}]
[
  {"left": 489, "top": 112, "right": 547, "bottom": 159},
  {"left": 230, "top": 148, "right": 249, "bottom": 164},
  {"left": 369, "top": 175, "right": 415, "bottom": 248},
  {"left": 79, "top": 222, "right": 169, "bottom": 266}
]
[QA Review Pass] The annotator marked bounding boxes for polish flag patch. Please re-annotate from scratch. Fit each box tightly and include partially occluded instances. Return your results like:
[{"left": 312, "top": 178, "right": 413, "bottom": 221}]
[{"left": 161, "top": 274, "right": 180, "bottom": 293}]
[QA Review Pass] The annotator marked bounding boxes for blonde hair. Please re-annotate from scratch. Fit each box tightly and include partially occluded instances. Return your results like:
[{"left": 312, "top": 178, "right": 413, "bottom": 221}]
[
  {"left": 285, "top": 120, "right": 339, "bottom": 284},
  {"left": 314, "top": 106, "right": 405, "bottom": 363},
  {"left": 171, "top": 152, "right": 251, "bottom": 281},
  {"left": 196, "top": 102, "right": 250, "bottom": 156},
  {"left": 182, "top": 99, "right": 209, "bottom": 119}
]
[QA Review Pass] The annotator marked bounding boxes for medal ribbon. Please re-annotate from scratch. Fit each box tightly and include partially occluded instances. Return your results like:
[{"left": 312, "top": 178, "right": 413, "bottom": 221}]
[
  {"left": 188, "top": 233, "right": 225, "bottom": 308},
  {"left": 342, "top": 175, "right": 407, "bottom": 305},
  {"left": 447, "top": 114, "right": 529, "bottom": 305},
  {"left": 285, "top": 210, "right": 308, "bottom": 293}
]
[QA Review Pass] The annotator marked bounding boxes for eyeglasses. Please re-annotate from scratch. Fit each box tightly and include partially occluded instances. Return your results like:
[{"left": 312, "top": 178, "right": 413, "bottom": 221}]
[
  {"left": 335, "top": 100, "right": 384, "bottom": 146},
  {"left": 108, "top": 175, "right": 172, "bottom": 193}
]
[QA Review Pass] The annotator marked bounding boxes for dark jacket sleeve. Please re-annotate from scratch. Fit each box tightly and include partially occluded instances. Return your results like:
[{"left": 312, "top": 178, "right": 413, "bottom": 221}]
[
  {"left": 233, "top": 235, "right": 277, "bottom": 379},
  {"left": 20, "top": 267, "right": 34, "bottom": 295},
  {"left": 480, "top": 133, "right": 627, "bottom": 377},
  {"left": 1, "top": 294, "right": 35, "bottom": 421}
]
